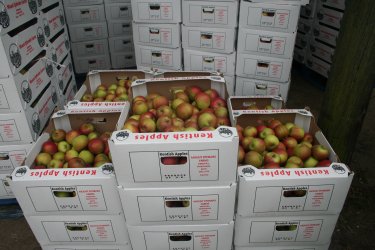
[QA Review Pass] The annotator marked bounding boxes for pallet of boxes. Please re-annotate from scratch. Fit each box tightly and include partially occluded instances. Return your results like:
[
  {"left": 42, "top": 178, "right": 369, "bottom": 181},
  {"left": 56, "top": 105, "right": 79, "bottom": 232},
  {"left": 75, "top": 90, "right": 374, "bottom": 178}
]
[
  {"left": 108, "top": 72, "right": 239, "bottom": 250},
  {"left": 8, "top": 72, "right": 133, "bottom": 249},
  {"left": 229, "top": 97, "right": 353, "bottom": 250}
]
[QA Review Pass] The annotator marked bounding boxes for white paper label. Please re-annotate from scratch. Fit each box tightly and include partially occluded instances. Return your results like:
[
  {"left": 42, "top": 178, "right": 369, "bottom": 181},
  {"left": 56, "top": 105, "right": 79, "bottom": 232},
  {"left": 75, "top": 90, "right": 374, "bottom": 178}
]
[
  {"left": 0, "top": 149, "right": 27, "bottom": 173},
  {"left": 0, "top": 119, "right": 21, "bottom": 142}
]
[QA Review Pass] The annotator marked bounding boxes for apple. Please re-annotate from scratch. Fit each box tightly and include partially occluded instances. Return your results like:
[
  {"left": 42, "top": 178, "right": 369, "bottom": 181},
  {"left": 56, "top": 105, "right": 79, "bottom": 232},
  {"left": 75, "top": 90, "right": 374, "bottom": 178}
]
[
  {"left": 97, "top": 85, "right": 107, "bottom": 91},
  {"left": 312, "top": 145, "right": 330, "bottom": 160},
  {"left": 285, "top": 122, "right": 295, "bottom": 131},
  {"left": 301, "top": 141, "right": 312, "bottom": 148},
  {"left": 51, "top": 129, "right": 66, "bottom": 142},
  {"left": 198, "top": 112, "right": 217, "bottom": 129},
  {"left": 42, "top": 141, "right": 58, "bottom": 155},
  {"left": 79, "top": 150, "right": 94, "bottom": 164},
  {"left": 256, "top": 125, "right": 267, "bottom": 134},
  {"left": 108, "top": 83, "right": 118, "bottom": 91},
  {"left": 139, "top": 118, "right": 156, "bottom": 133},
  {"left": 174, "top": 91, "right": 189, "bottom": 103},
  {"left": 88, "top": 132, "right": 99, "bottom": 140},
  {"left": 264, "top": 134, "right": 280, "bottom": 150},
  {"left": 272, "top": 148, "right": 288, "bottom": 164},
  {"left": 214, "top": 107, "right": 228, "bottom": 118},
  {"left": 264, "top": 152, "right": 281, "bottom": 165},
  {"left": 171, "top": 98, "right": 186, "bottom": 110},
  {"left": 145, "top": 93, "right": 159, "bottom": 102},
  {"left": 176, "top": 102, "right": 194, "bottom": 120},
  {"left": 293, "top": 144, "right": 311, "bottom": 161},
  {"left": 195, "top": 92, "right": 211, "bottom": 110},
  {"left": 93, "top": 97, "right": 104, "bottom": 102},
  {"left": 123, "top": 123, "right": 139, "bottom": 133},
  {"left": 290, "top": 126, "right": 305, "bottom": 142},
  {"left": 72, "top": 135, "right": 89, "bottom": 152},
  {"left": 116, "top": 93, "right": 128, "bottom": 101},
  {"left": 100, "top": 132, "right": 112, "bottom": 142},
  {"left": 185, "top": 127, "right": 198, "bottom": 131},
  {"left": 200, "top": 127, "right": 215, "bottom": 131},
  {"left": 94, "top": 89, "right": 107, "bottom": 99},
  {"left": 304, "top": 156, "right": 318, "bottom": 168},
  {"left": 268, "top": 119, "right": 282, "bottom": 130},
  {"left": 65, "top": 149, "right": 79, "bottom": 161},
  {"left": 259, "top": 127, "right": 275, "bottom": 139},
  {"left": 249, "top": 138, "right": 266, "bottom": 154},
  {"left": 156, "top": 105, "right": 173, "bottom": 118},
  {"left": 172, "top": 118, "right": 184, "bottom": 128},
  {"left": 287, "top": 156, "right": 303, "bottom": 167},
  {"left": 263, "top": 163, "right": 281, "bottom": 169},
  {"left": 81, "top": 94, "right": 94, "bottom": 102},
  {"left": 53, "top": 152, "right": 65, "bottom": 161},
  {"left": 282, "top": 137, "right": 298, "bottom": 149},
  {"left": 115, "top": 86, "right": 127, "bottom": 96},
  {"left": 318, "top": 159, "right": 332, "bottom": 167},
  {"left": 161, "top": 157, "right": 179, "bottom": 165},
  {"left": 285, "top": 162, "right": 300, "bottom": 168},
  {"left": 217, "top": 117, "right": 230, "bottom": 126},
  {"left": 184, "top": 120, "right": 198, "bottom": 130},
  {"left": 35, "top": 153, "right": 52, "bottom": 166},
  {"left": 241, "top": 136, "right": 253, "bottom": 151},
  {"left": 48, "top": 159, "right": 63, "bottom": 168},
  {"left": 68, "top": 157, "right": 86, "bottom": 168},
  {"left": 185, "top": 86, "right": 202, "bottom": 101},
  {"left": 244, "top": 151, "right": 263, "bottom": 168},
  {"left": 133, "top": 96, "right": 147, "bottom": 104},
  {"left": 243, "top": 126, "right": 257, "bottom": 137},
  {"left": 156, "top": 116, "right": 173, "bottom": 132},
  {"left": 152, "top": 95, "right": 169, "bottom": 109},
  {"left": 94, "top": 153, "right": 110, "bottom": 163},
  {"left": 79, "top": 123, "right": 95, "bottom": 135},
  {"left": 132, "top": 101, "right": 148, "bottom": 115},
  {"left": 63, "top": 162, "right": 69, "bottom": 168},
  {"left": 66, "top": 130, "right": 80, "bottom": 144},
  {"left": 274, "top": 125, "right": 289, "bottom": 140},
  {"left": 58, "top": 141, "right": 71, "bottom": 153},
  {"left": 105, "top": 94, "right": 116, "bottom": 101},
  {"left": 274, "top": 142, "right": 287, "bottom": 151},
  {"left": 303, "top": 133, "right": 314, "bottom": 143},
  {"left": 87, "top": 138, "right": 105, "bottom": 154},
  {"left": 107, "top": 89, "right": 116, "bottom": 95},
  {"left": 140, "top": 111, "right": 156, "bottom": 122},
  {"left": 210, "top": 97, "right": 226, "bottom": 109},
  {"left": 238, "top": 146, "right": 245, "bottom": 164},
  {"left": 204, "top": 89, "right": 219, "bottom": 100}
]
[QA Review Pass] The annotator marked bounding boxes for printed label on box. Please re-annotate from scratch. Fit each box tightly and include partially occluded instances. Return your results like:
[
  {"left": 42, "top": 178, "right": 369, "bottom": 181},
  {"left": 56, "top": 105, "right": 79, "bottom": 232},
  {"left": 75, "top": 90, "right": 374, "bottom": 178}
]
[
  {"left": 0, "top": 119, "right": 21, "bottom": 142},
  {"left": 247, "top": 7, "right": 291, "bottom": 30},
  {"left": 144, "top": 231, "right": 218, "bottom": 250},
  {"left": 197, "top": 32, "right": 225, "bottom": 50},
  {"left": 200, "top": 6, "right": 228, "bottom": 25},
  {"left": 245, "top": 60, "right": 283, "bottom": 79},
  {"left": 257, "top": 35, "right": 286, "bottom": 55},
  {"left": 138, "top": 3, "right": 173, "bottom": 20},
  {"left": 0, "top": 149, "right": 28, "bottom": 173},
  {"left": 252, "top": 83, "right": 281, "bottom": 96}
]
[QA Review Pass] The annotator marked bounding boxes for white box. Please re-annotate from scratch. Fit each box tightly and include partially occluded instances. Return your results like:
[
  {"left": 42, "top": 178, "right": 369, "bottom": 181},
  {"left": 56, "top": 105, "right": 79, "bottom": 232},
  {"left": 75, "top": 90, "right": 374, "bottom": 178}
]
[
  {"left": 0, "top": 0, "right": 39, "bottom": 35},
  {"left": 235, "top": 76, "right": 290, "bottom": 101},
  {"left": 0, "top": 55, "right": 54, "bottom": 114},
  {"left": 228, "top": 95, "right": 285, "bottom": 111},
  {"left": 0, "top": 82, "right": 58, "bottom": 144},
  {"left": 65, "top": 5, "right": 106, "bottom": 25},
  {"left": 41, "top": 1, "right": 66, "bottom": 41},
  {"left": 133, "top": 22, "right": 180, "bottom": 48},
  {"left": 298, "top": 17, "right": 314, "bottom": 36},
  {"left": 224, "top": 74, "right": 235, "bottom": 96},
  {"left": 135, "top": 44, "right": 182, "bottom": 71},
  {"left": 107, "top": 20, "right": 132, "bottom": 37},
  {"left": 246, "top": 0, "right": 309, "bottom": 4},
  {"left": 306, "top": 54, "right": 331, "bottom": 78},
  {"left": 236, "top": 54, "right": 292, "bottom": 82},
  {"left": 316, "top": 3, "right": 344, "bottom": 29},
  {"left": 0, "top": 173, "right": 14, "bottom": 199},
  {"left": 109, "top": 76, "right": 238, "bottom": 186},
  {"left": 109, "top": 36, "right": 134, "bottom": 53},
  {"left": 182, "top": 0, "right": 239, "bottom": 28},
  {"left": 128, "top": 222, "right": 234, "bottom": 250},
  {"left": 73, "top": 53, "right": 112, "bottom": 74},
  {"left": 234, "top": 214, "right": 338, "bottom": 247},
  {"left": 309, "top": 39, "right": 335, "bottom": 64},
  {"left": 320, "top": 0, "right": 345, "bottom": 11},
  {"left": 26, "top": 214, "right": 130, "bottom": 245},
  {"left": 0, "top": 143, "right": 32, "bottom": 174},
  {"left": 235, "top": 243, "right": 330, "bottom": 250},
  {"left": 41, "top": 245, "right": 132, "bottom": 250},
  {"left": 237, "top": 28, "right": 296, "bottom": 59},
  {"left": 71, "top": 39, "right": 109, "bottom": 58},
  {"left": 239, "top": 1, "right": 300, "bottom": 33},
  {"left": 294, "top": 45, "right": 306, "bottom": 64},
  {"left": 183, "top": 49, "right": 236, "bottom": 75},
  {"left": 46, "top": 28, "right": 70, "bottom": 64},
  {"left": 62, "top": 0, "right": 103, "bottom": 7},
  {"left": 57, "top": 76, "right": 78, "bottom": 109},
  {"left": 131, "top": 0, "right": 181, "bottom": 23},
  {"left": 68, "top": 22, "right": 108, "bottom": 42},
  {"left": 0, "top": 17, "right": 46, "bottom": 77},
  {"left": 312, "top": 23, "right": 339, "bottom": 47},
  {"left": 111, "top": 52, "right": 136, "bottom": 69},
  {"left": 54, "top": 54, "right": 74, "bottom": 95},
  {"left": 300, "top": 0, "right": 317, "bottom": 18},
  {"left": 41, "top": 0, "right": 60, "bottom": 9},
  {"left": 119, "top": 183, "right": 236, "bottom": 225},
  {"left": 182, "top": 25, "right": 236, "bottom": 54},
  {"left": 237, "top": 163, "right": 352, "bottom": 217},
  {"left": 105, "top": 2, "right": 132, "bottom": 20}
]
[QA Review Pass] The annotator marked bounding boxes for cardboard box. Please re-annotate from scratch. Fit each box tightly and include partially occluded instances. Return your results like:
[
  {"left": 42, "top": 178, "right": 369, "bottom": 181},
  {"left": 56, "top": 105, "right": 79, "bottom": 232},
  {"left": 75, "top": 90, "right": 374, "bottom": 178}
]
[
  {"left": 223, "top": 74, "right": 235, "bottom": 96},
  {"left": 235, "top": 243, "right": 330, "bottom": 250},
  {"left": 54, "top": 53, "right": 74, "bottom": 95},
  {"left": 234, "top": 214, "right": 338, "bottom": 247},
  {"left": 305, "top": 54, "right": 331, "bottom": 78},
  {"left": 107, "top": 20, "right": 132, "bottom": 37},
  {"left": 64, "top": 4, "right": 106, "bottom": 25},
  {"left": 133, "top": 22, "right": 181, "bottom": 49},
  {"left": 237, "top": 28, "right": 296, "bottom": 59},
  {"left": 298, "top": 17, "right": 314, "bottom": 35},
  {"left": 41, "top": 245, "right": 132, "bottom": 250},
  {"left": 295, "top": 31, "right": 310, "bottom": 49},
  {"left": 183, "top": 49, "right": 236, "bottom": 76},
  {"left": 246, "top": 0, "right": 309, "bottom": 4},
  {"left": 0, "top": 82, "right": 58, "bottom": 144},
  {"left": 315, "top": 3, "right": 344, "bottom": 29},
  {"left": 0, "top": 17, "right": 46, "bottom": 77},
  {"left": 0, "top": 54, "right": 54, "bottom": 114},
  {"left": 228, "top": 95, "right": 285, "bottom": 111},
  {"left": 105, "top": 2, "right": 132, "bottom": 21},
  {"left": 236, "top": 54, "right": 292, "bottom": 82},
  {"left": 135, "top": 44, "right": 182, "bottom": 71},
  {"left": 71, "top": 39, "right": 110, "bottom": 58},
  {"left": 128, "top": 221, "right": 234, "bottom": 250},
  {"left": 108, "top": 36, "right": 134, "bottom": 53},
  {"left": 312, "top": 23, "right": 339, "bottom": 47},
  {"left": 131, "top": 0, "right": 182, "bottom": 23},
  {"left": 309, "top": 39, "right": 335, "bottom": 64},
  {"left": 300, "top": 0, "right": 317, "bottom": 18},
  {"left": 26, "top": 214, "right": 130, "bottom": 245},
  {"left": 41, "top": 1, "right": 66, "bottom": 41},
  {"left": 235, "top": 76, "right": 290, "bottom": 101},
  {"left": 0, "top": 173, "right": 14, "bottom": 199},
  {"left": 182, "top": 25, "right": 236, "bottom": 54},
  {"left": 0, "top": 143, "right": 32, "bottom": 174},
  {"left": 108, "top": 76, "right": 239, "bottom": 186},
  {"left": 319, "top": 0, "right": 345, "bottom": 11},
  {"left": 46, "top": 28, "right": 70, "bottom": 65},
  {"left": 239, "top": 1, "right": 300, "bottom": 33},
  {"left": 57, "top": 76, "right": 78, "bottom": 109},
  {"left": 0, "top": 0, "right": 39, "bottom": 35},
  {"left": 182, "top": 0, "right": 239, "bottom": 28},
  {"left": 68, "top": 22, "right": 108, "bottom": 43},
  {"left": 111, "top": 52, "right": 136, "bottom": 69},
  {"left": 62, "top": 0, "right": 103, "bottom": 7},
  {"left": 119, "top": 183, "right": 236, "bottom": 225},
  {"left": 237, "top": 163, "right": 352, "bottom": 217},
  {"left": 294, "top": 45, "right": 307, "bottom": 64},
  {"left": 73, "top": 53, "right": 111, "bottom": 74}
]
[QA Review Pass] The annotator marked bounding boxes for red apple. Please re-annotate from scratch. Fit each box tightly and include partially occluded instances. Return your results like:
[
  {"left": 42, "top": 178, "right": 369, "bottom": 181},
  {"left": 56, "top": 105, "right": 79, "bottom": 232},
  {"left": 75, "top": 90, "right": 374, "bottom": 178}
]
[
  {"left": 174, "top": 91, "right": 189, "bottom": 102},
  {"left": 318, "top": 159, "right": 332, "bottom": 167},
  {"left": 303, "top": 133, "right": 314, "bottom": 143},
  {"left": 176, "top": 102, "right": 194, "bottom": 120},
  {"left": 51, "top": 129, "right": 66, "bottom": 142},
  {"left": 132, "top": 101, "right": 148, "bottom": 115},
  {"left": 171, "top": 98, "right": 186, "bottom": 110},
  {"left": 195, "top": 92, "right": 211, "bottom": 110},
  {"left": 99, "top": 132, "right": 112, "bottom": 142},
  {"left": 264, "top": 135, "right": 280, "bottom": 150},
  {"left": 312, "top": 145, "right": 330, "bottom": 161},
  {"left": 94, "top": 153, "right": 110, "bottom": 163},
  {"left": 72, "top": 135, "right": 89, "bottom": 152},
  {"left": 79, "top": 123, "right": 95, "bottom": 135},
  {"left": 290, "top": 126, "right": 305, "bottom": 142},
  {"left": 244, "top": 151, "right": 263, "bottom": 168},
  {"left": 272, "top": 148, "right": 288, "bottom": 164},
  {"left": 139, "top": 118, "right": 156, "bottom": 133},
  {"left": 204, "top": 89, "right": 219, "bottom": 100},
  {"left": 238, "top": 146, "right": 245, "bottom": 164},
  {"left": 259, "top": 127, "right": 275, "bottom": 139},
  {"left": 35, "top": 153, "right": 52, "bottom": 166},
  {"left": 210, "top": 97, "right": 226, "bottom": 109},
  {"left": 264, "top": 152, "right": 281, "bottom": 165},
  {"left": 123, "top": 123, "right": 139, "bottom": 133},
  {"left": 66, "top": 130, "right": 81, "bottom": 144},
  {"left": 243, "top": 126, "right": 257, "bottom": 137},
  {"left": 68, "top": 157, "right": 86, "bottom": 168},
  {"left": 133, "top": 96, "right": 147, "bottom": 104},
  {"left": 87, "top": 138, "right": 105, "bottom": 154},
  {"left": 156, "top": 116, "right": 173, "bottom": 132},
  {"left": 185, "top": 86, "right": 202, "bottom": 101},
  {"left": 283, "top": 137, "right": 298, "bottom": 149},
  {"left": 198, "top": 112, "right": 217, "bottom": 129},
  {"left": 161, "top": 157, "right": 179, "bottom": 165},
  {"left": 268, "top": 119, "right": 282, "bottom": 130},
  {"left": 42, "top": 141, "right": 58, "bottom": 155},
  {"left": 293, "top": 144, "right": 311, "bottom": 161},
  {"left": 152, "top": 95, "right": 169, "bottom": 109},
  {"left": 249, "top": 138, "right": 266, "bottom": 154},
  {"left": 65, "top": 149, "right": 79, "bottom": 161},
  {"left": 156, "top": 105, "right": 173, "bottom": 118},
  {"left": 47, "top": 159, "right": 64, "bottom": 168},
  {"left": 263, "top": 163, "right": 281, "bottom": 169},
  {"left": 256, "top": 124, "right": 267, "bottom": 134},
  {"left": 274, "top": 124, "right": 289, "bottom": 140}
]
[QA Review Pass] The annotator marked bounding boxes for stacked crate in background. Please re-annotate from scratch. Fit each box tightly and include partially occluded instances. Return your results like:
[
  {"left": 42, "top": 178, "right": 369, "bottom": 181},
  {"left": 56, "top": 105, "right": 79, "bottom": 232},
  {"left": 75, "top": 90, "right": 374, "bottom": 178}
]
[
  {"left": 132, "top": 0, "right": 183, "bottom": 71},
  {"left": 182, "top": 0, "right": 238, "bottom": 96},
  {"left": 234, "top": 0, "right": 307, "bottom": 101},
  {"left": 105, "top": 0, "right": 135, "bottom": 69},
  {"left": 64, "top": 0, "right": 111, "bottom": 73},
  {"left": 295, "top": 0, "right": 345, "bottom": 78}
]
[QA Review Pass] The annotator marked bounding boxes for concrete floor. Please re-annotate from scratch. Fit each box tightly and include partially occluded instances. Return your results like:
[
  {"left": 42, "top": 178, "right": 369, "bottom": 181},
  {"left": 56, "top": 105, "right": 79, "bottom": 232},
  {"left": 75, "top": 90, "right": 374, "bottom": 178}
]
[{"left": 0, "top": 70, "right": 374, "bottom": 250}]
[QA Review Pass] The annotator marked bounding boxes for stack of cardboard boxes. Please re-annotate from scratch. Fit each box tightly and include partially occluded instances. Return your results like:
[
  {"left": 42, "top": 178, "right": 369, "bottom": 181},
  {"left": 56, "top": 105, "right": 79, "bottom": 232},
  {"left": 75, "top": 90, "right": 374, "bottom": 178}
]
[
  {"left": 182, "top": 0, "right": 238, "bottom": 96},
  {"left": 0, "top": 0, "right": 76, "bottom": 199},
  {"left": 132, "top": 0, "right": 183, "bottom": 71},
  {"left": 295, "top": 0, "right": 345, "bottom": 78},
  {"left": 235, "top": 0, "right": 308, "bottom": 101}
]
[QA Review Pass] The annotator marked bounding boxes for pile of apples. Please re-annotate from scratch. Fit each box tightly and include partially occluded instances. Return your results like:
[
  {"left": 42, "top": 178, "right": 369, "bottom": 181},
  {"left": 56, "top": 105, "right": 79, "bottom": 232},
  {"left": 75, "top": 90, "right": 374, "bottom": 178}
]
[
  {"left": 34, "top": 123, "right": 112, "bottom": 169},
  {"left": 237, "top": 119, "right": 332, "bottom": 168},
  {"left": 80, "top": 77, "right": 137, "bottom": 102},
  {"left": 122, "top": 86, "right": 229, "bottom": 132}
]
